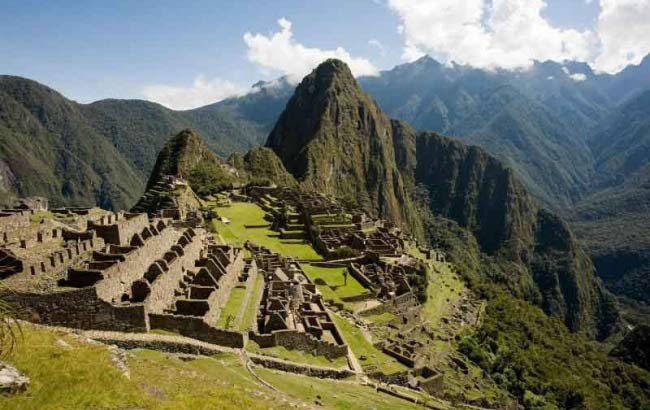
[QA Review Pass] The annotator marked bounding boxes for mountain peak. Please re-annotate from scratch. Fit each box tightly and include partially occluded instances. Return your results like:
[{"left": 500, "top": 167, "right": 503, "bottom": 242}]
[
  {"left": 144, "top": 129, "right": 215, "bottom": 190},
  {"left": 265, "top": 59, "right": 414, "bottom": 227},
  {"left": 296, "top": 59, "right": 359, "bottom": 96}
]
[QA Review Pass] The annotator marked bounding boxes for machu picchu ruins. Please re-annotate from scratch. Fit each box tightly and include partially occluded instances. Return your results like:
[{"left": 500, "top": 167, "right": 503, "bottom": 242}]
[{"left": 0, "top": 141, "right": 478, "bottom": 408}]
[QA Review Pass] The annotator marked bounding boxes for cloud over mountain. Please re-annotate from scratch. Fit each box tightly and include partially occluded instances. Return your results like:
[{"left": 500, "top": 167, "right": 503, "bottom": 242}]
[
  {"left": 141, "top": 76, "right": 246, "bottom": 110},
  {"left": 388, "top": 0, "right": 650, "bottom": 74},
  {"left": 243, "top": 18, "right": 379, "bottom": 81}
]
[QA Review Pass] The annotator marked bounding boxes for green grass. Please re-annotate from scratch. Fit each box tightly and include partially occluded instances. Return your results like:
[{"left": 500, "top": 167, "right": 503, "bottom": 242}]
[
  {"left": 331, "top": 314, "right": 407, "bottom": 375},
  {"left": 247, "top": 341, "right": 349, "bottom": 369},
  {"left": 212, "top": 202, "right": 321, "bottom": 260},
  {"left": 302, "top": 264, "right": 368, "bottom": 299},
  {"left": 217, "top": 287, "right": 246, "bottom": 329},
  {"left": 362, "top": 312, "right": 396, "bottom": 325},
  {"left": 255, "top": 368, "right": 429, "bottom": 410},
  {"left": 421, "top": 260, "right": 464, "bottom": 326},
  {"left": 238, "top": 273, "right": 264, "bottom": 332},
  {"left": 0, "top": 325, "right": 294, "bottom": 410}
]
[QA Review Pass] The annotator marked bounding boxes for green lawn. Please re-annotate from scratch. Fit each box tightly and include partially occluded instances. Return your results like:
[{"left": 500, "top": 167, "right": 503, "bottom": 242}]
[
  {"left": 331, "top": 314, "right": 407, "bottom": 375},
  {"left": 302, "top": 264, "right": 368, "bottom": 300},
  {"left": 217, "top": 287, "right": 246, "bottom": 329},
  {"left": 246, "top": 341, "right": 349, "bottom": 369},
  {"left": 362, "top": 311, "right": 396, "bottom": 325},
  {"left": 212, "top": 202, "right": 321, "bottom": 260},
  {"left": 238, "top": 273, "right": 264, "bottom": 332},
  {"left": 255, "top": 368, "right": 429, "bottom": 410}
]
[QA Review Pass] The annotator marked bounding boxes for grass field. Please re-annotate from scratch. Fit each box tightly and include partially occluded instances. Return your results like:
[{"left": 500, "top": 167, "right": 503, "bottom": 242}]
[
  {"left": 301, "top": 264, "right": 368, "bottom": 309},
  {"left": 331, "top": 314, "right": 407, "bottom": 375},
  {"left": 238, "top": 273, "right": 264, "bottom": 332},
  {"left": 362, "top": 311, "right": 396, "bottom": 325},
  {"left": 0, "top": 325, "right": 292, "bottom": 410},
  {"left": 1, "top": 324, "right": 429, "bottom": 410},
  {"left": 421, "top": 260, "right": 464, "bottom": 326},
  {"left": 212, "top": 202, "right": 321, "bottom": 260},
  {"left": 216, "top": 287, "right": 246, "bottom": 329},
  {"left": 255, "top": 368, "right": 429, "bottom": 410}
]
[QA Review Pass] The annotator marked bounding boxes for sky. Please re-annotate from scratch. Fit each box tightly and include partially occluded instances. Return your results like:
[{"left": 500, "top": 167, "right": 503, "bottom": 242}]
[{"left": 1, "top": 0, "right": 649, "bottom": 110}]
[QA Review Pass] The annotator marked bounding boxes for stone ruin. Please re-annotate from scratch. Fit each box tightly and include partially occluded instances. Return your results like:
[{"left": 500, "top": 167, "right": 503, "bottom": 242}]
[
  {"left": 348, "top": 261, "right": 413, "bottom": 301},
  {"left": 245, "top": 187, "right": 407, "bottom": 258},
  {"left": 0, "top": 205, "right": 105, "bottom": 280},
  {"left": 247, "top": 243, "right": 348, "bottom": 359},
  {"left": 1, "top": 199, "right": 248, "bottom": 348},
  {"left": 131, "top": 175, "right": 203, "bottom": 222}
]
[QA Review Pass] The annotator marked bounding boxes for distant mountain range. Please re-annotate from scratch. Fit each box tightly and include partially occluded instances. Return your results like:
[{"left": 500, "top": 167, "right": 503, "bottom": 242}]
[{"left": 1, "top": 55, "right": 650, "bottom": 312}]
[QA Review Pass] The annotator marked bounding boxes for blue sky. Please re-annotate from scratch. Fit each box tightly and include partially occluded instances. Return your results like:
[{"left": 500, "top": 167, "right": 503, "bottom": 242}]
[{"left": 1, "top": 0, "right": 647, "bottom": 109}]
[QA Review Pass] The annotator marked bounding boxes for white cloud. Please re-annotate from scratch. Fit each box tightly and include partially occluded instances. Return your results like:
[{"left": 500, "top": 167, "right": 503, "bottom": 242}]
[
  {"left": 388, "top": 0, "right": 598, "bottom": 69},
  {"left": 561, "top": 66, "right": 588, "bottom": 81},
  {"left": 243, "top": 18, "right": 379, "bottom": 81},
  {"left": 388, "top": 0, "right": 650, "bottom": 73},
  {"left": 368, "top": 39, "right": 387, "bottom": 56},
  {"left": 593, "top": 0, "right": 650, "bottom": 73},
  {"left": 142, "top": 76, "right": 246, "bottom": 110},
  {"left": 570, "top": 72, "right": 588, "bottom": 81}
]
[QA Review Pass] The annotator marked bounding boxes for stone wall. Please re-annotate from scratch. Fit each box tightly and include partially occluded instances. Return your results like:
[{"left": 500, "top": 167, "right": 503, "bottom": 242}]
[
  {"left": 94, "top": 226, "right": 181, "bottom": 302},
  {"left": 149, "top": 313, "right": 245, "bottom": 348},
  {"left": 145, "top": 230, "right": 205, "bottom": 314},
  {"left": 249, "top": 330, "right": 348, "bottom": 359},
  {"left": 0, "top": 212, "right": 29, "bottom": 243},
  {"left": 347, "top": 264, "right": 375, "bottom": 289},
  {"left": 88, "top": 213, "right": 149, "bottom": 246},
  {"left": 248, "top": 354, "right": 353, "bottom": 379},
  {"left": 3, "top": 287, "right": 147, "bottom": 332},
  {"left": 26, "top": 237, "right": 104, "bottom": 276},
  {"left": 206, "top": 249, "right": 244, "bottom": 323}
]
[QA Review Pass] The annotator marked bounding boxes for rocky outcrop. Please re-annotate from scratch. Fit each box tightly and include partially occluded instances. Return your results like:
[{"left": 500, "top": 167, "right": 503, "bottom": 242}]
[{"left": 0, "top": 362, "right": 29, "bottom": 394}]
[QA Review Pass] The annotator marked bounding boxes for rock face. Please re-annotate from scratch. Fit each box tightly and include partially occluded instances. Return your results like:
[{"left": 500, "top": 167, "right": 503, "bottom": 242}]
[
  {"left": 610, "top": 325, "right": 650, "bottom": 371},
  {"left": 0, "top": 362, "right": 29, "bottom": 394},
  {"left": 266, "top": 59, "right": 419, "bottom": 232},
  {"left": 266, "top": 59, "right": 619, "bottom": 339}
]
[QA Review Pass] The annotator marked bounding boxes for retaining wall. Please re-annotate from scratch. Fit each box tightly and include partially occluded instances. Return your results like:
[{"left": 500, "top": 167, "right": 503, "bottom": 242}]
[
  {"left": 3, "top": 287, "right": 147, "bottom": 332},
  {"left": 149, "top": 313, "right": 245, "bottom": 348}
]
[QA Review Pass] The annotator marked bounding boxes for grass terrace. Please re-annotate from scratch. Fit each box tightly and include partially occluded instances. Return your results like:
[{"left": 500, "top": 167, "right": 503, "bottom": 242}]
[
  {"left": 239, "top": 273, "right": 265, "bottom": 332},
  {"left": 216, "top": 286, "right": 246, "bottom": 329},
  {"left": 211, "top": 202, "right": 321, "bottom": 260},
  {"left": 301, "top": 264, "right": 370, "bottom": 311},
  {"left": 422, "top": 260, "right": 464, "bottom": 327},
  {"left": 331, "top": 314, "right": 407, "bottom": 375}
]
